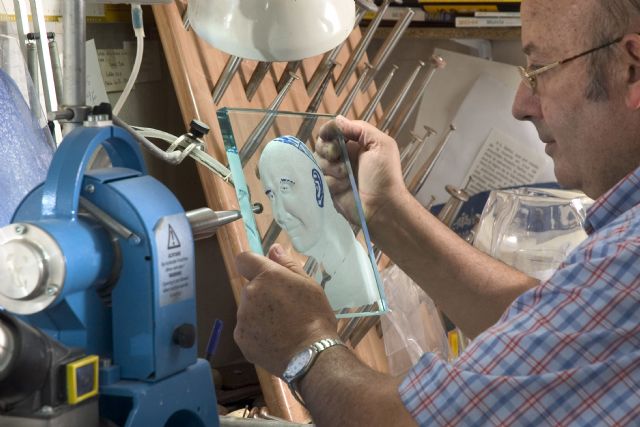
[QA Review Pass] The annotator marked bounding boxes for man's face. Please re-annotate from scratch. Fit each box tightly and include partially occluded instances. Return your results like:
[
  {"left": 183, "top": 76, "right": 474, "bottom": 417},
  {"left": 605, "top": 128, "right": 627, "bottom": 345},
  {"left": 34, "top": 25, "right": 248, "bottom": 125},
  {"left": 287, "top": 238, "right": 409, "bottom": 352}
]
[
  {"left": 512, "top": 0, "right": 629, "bottom": 198},
  {"left": 259, "top": 144, "right": 325, "bottom": 253}
]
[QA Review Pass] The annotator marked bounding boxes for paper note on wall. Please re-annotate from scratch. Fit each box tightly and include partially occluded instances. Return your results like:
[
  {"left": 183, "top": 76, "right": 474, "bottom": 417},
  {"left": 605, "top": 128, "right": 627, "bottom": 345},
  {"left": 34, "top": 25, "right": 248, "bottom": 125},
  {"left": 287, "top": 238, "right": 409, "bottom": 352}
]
[
  {"left": 97, "top": 41, "right": 162, "bottom": 93},
  {"left": 462, "top": 128, "right": 547, "bottom": 196},
  {"left": 98, "top": 47, "right": 131, "bottom": 92},
  {"left": 413, "top": 72, "right": 555, "bottom": 205},
  {"left": 85, "top": 39, "right": 109, "bottom": 105}
]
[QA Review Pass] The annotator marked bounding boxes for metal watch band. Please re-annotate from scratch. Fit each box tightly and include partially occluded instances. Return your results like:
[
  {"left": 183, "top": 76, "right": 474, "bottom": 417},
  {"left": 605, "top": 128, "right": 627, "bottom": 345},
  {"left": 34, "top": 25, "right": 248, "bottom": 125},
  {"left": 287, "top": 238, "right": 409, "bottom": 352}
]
[{"left": 287, "top": 337, "right": 346, "bottom": 406}]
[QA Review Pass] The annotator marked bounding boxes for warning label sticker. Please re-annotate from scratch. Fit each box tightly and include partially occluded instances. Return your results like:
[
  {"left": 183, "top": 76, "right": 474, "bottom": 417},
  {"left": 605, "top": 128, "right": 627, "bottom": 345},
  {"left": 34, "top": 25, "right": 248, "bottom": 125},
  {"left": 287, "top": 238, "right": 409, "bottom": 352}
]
[{"left": 155, "top": 214, "right": 194, "bottom": 307}]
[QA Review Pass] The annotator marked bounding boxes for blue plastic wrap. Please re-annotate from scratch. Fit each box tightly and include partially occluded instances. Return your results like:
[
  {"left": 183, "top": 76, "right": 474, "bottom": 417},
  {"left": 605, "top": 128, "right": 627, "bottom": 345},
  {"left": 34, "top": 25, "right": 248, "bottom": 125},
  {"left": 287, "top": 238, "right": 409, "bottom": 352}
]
[{"left": 0, "top": 67, "right": 54, "bottom": 226}]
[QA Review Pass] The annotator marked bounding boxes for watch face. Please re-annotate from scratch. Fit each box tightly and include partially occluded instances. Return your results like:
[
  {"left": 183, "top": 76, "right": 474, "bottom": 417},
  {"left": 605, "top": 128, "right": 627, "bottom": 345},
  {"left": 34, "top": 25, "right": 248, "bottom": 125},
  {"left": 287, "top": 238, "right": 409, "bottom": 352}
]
[{"left": 283, "top": 348, "right": 314, "bottom": 382}]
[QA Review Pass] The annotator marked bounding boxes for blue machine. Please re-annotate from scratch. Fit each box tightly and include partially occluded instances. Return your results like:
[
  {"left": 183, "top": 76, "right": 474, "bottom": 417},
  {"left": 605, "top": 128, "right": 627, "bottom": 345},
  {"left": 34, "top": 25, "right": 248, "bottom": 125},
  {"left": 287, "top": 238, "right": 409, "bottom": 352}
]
[{"left": 0, "top": 124, "right": 219, "bottom": 426}]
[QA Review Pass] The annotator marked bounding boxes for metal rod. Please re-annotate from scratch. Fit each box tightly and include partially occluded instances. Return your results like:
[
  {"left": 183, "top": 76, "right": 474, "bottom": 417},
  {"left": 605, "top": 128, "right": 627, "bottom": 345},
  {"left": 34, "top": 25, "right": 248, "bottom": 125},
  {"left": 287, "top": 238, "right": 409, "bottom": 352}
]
[
  {"left": 238, "top": 72, "right": 300, "bottom": 165},
  {"left": 276, "top": 60, "right": 301, "bottom": 92},
  {"left": 80, "top": 197, "right": 139, "bottom": 244},
  {"left": 437, "top": 185, "right": 470, "bottom": 228},
  {"left": 411, "top": 124, "right": 456, "bottom": 196},
  {"left": 187, "top": 204, "right": 263, "bottom": 241},
  {"left": 402, "top": 126, "right": 436, "bottom": 181},
  {"left": 29, "top": 0, "right": 58, "bottom": 114},
  {"left": 245, "top": 62, "right": 271, "bottom": 102},
  {"left": 336, "top": 63, "right": 372, "bottom": 117},
  {"left": 349, "top": 311, "right": 382, "bottom": 348},
  {"left": 296, "top": 60, "right": 338, "bottom": 144},
  {"left": 388, "top": 55, "right": 446, "bottom": 139},
  {"left": 306, "top": 6, "right": 370, "bottom": 96},
  {"left": 212, "top": 55, "right": 243, "bottom": 105},
  {"left": 26, "top": 42, "right": 40, "bottom": 111},
  {"left": 362, "top": 8, "right": 415, "bottom": 90},
  {"left": 48, "top": 34, "right": 63, "bottom": 104},
  {"left": 359, "top": 64, "right": 397, "bottom": 122},
  {"left": 378, "top": 60, "right": 425, "bottom": 132},
  {"left": 62, "top": 0, "right": 86, "bottom": 134},
  {"left": 261, "top": 221, "right": 282, "bottom": 254},
  {"left": 333, "top": 0, "right": 393, "bottom": 96},
  {"left": 13, "top": 0, "right": 29, "bottom": 60}
]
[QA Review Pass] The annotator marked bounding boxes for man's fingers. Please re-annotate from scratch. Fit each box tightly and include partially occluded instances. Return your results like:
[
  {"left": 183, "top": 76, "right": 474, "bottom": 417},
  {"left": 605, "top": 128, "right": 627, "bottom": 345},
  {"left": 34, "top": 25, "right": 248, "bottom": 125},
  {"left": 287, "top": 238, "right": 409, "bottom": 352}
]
[
  {"left": 325, "top": 175, "right": 351, "bottom": 194},
  {"left": 236, "top": 251, "right": 274, "bottom": 281},
  {"left": 335, "top": 115, "right": 366, "bottom": 145},
  {"left": 267, "top": 244, "right": 307, "bottom": 276},
  {"left": 315, "top": 137, "right": 342, "bottom": 161}
]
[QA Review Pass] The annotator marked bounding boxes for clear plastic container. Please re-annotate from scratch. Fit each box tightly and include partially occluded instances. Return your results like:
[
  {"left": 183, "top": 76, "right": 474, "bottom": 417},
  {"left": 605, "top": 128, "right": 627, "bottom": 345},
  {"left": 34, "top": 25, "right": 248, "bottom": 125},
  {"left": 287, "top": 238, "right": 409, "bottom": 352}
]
[{"left": 473, "top": 187, "right": 593, "bottom": 281}]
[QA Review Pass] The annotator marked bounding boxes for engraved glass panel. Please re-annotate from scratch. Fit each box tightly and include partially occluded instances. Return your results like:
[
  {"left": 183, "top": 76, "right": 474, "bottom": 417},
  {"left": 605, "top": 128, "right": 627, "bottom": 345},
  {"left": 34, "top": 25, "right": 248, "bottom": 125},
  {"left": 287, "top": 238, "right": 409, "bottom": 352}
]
[{"left": 218, "top": 108, "right": 386, "bottom": 318}]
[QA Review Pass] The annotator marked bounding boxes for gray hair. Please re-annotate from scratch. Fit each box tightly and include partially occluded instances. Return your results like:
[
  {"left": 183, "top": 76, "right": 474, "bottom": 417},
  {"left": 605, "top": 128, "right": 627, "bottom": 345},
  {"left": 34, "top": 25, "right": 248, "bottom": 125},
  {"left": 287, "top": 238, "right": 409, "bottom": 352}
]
[{"left": 586, "top": 0, "right": 640, "bottom": 100}]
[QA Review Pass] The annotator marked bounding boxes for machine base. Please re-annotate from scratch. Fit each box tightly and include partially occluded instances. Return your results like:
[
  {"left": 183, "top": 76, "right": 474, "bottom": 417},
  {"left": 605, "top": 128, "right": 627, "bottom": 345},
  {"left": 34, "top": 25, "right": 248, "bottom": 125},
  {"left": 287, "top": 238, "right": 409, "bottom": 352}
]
[
  {"left": 99, "top": 359, "right": 219, "bottom": 427},
  {"left": 0, "top": 399, "right": 99, "bottom": 427}
]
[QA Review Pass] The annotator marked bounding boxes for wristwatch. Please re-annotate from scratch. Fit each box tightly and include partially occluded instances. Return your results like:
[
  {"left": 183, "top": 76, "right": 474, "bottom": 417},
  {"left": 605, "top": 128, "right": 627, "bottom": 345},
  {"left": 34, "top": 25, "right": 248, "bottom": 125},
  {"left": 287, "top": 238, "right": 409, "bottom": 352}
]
[{"left": 282, "top": 337, "right": 345, "bottom": 405}]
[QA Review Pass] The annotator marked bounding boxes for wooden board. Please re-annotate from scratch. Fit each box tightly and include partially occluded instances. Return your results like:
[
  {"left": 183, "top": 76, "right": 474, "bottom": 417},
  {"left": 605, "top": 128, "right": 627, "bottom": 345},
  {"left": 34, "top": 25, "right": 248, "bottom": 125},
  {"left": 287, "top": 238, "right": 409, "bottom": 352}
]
[{"left": 152, "top": 1, "right": 389, "bottom": 421}]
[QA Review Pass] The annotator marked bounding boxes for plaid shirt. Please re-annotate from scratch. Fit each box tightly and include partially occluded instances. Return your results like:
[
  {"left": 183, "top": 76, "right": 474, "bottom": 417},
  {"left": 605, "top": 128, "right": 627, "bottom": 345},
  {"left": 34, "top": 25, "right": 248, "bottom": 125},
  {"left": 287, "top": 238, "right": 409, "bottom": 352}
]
[{"left": 400, "top": 167, "right": 640, "bottom": 426}]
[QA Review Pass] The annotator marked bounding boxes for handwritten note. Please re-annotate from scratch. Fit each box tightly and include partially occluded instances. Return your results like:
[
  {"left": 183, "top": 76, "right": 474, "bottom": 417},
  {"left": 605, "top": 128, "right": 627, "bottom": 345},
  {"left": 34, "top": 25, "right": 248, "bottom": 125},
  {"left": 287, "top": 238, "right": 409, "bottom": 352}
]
[
  {"left": 85, "top": 39, "right": 109, "bottom": 105},
  {"left": 97, "top": 40, "right": 162, "bottom": 93}
]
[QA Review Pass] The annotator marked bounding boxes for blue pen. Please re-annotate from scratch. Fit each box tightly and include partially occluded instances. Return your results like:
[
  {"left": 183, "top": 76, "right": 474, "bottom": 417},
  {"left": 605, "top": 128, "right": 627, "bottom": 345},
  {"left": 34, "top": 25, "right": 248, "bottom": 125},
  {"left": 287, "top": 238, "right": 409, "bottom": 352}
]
[{"left": 205, "top": 319, "right": 224, "bottom": 363}]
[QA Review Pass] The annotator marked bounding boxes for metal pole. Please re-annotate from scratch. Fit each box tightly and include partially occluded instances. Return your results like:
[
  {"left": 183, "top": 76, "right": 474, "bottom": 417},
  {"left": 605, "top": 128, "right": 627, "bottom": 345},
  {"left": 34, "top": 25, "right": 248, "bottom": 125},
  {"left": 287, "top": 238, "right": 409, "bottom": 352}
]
[
  {"left": 48, "top": 33, "right": 63, "bottom": 104},
  {"left": 378, "top": 60, "right": 424, "bottom": 132},
  {"left": 388, "top": 55, "right": 446, "bottom": 139},
  {"left": 359, "top": 64, "right": 397, "bottom": 122},
  {"left": 245, "top": 62, "right": 271, "bottom": 102},
  {"left": 333, "top": 0, "right": 393, "bottom": 96},
  {"left": 411, "top": 124, "right": 456, "bottom": 196},
  {"left": 306, "top": 2, "right": 374, "bottom": 96},
  {"left": 361, "top": 8, "right": 415, "bottom": 90},
  {"left": 276, "top": 60, "right": 301, "bottom": 93},
  {"left": 238, "top": 73, "right": 300, "bottom": 165},
  {"left": 212, "top": 55, "right": 243, "bottom": 105},
  {"left": 13, "top": 0, "right": 29, "bottom": 60},
  {"left": 29, "top": 0, "right": 58, "bottom": 114},
  {"left": 336, "top": 63, "right": 372, "bottom": 117},
  {"left": 62, "top": 0, "right": 86, "bottom": 133}
]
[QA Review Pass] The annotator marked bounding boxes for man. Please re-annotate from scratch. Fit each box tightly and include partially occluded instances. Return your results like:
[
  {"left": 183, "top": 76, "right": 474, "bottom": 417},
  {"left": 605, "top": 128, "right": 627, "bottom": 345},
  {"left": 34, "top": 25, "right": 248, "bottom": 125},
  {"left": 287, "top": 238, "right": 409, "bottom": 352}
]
[{"left": 234, "top": 0, "right": 640, "bottom": 425}]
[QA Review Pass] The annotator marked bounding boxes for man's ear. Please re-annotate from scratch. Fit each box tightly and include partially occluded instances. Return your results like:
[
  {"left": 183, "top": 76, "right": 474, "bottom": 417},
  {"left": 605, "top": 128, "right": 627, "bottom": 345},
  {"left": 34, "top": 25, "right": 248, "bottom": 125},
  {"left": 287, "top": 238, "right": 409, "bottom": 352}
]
[{"left": 623, "top": 33, "right": 640, "bottom": 110}]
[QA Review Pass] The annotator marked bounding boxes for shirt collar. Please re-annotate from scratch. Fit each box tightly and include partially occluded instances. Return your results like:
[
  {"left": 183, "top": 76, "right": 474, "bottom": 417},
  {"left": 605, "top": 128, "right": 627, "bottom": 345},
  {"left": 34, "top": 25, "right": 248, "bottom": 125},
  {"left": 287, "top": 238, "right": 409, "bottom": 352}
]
[{"left": 584, "top": 164, "right": 640, "bottom": 234}]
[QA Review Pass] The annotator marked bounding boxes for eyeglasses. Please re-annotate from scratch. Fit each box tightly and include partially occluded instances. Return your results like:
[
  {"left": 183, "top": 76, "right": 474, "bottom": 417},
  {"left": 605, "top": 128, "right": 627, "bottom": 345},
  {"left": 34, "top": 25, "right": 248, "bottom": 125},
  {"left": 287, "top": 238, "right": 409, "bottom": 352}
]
[{"left": 518, "top": 35, "right": 625, "bottom": 91}]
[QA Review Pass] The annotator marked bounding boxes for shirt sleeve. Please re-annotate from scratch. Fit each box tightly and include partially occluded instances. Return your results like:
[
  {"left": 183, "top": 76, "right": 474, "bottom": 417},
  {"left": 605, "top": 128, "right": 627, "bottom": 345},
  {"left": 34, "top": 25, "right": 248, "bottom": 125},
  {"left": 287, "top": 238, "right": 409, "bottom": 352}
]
[
  {"left": 399, "top": 237, "right": 640, "bottom": 426},
  {"left": 399, "top": 350, "right": 640, "bottom": 426}
]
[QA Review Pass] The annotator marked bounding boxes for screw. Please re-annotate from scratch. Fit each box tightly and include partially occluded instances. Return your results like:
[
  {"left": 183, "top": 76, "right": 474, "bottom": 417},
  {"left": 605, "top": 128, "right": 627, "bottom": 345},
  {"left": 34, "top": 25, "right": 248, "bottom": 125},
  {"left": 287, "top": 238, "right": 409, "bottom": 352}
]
[
  {"left": 40, "top": 406, "right": 54, "bottom": 415},
  {"left": 84, "top": 184, "right": 95, "bottom": 194},
  {"left": 45, "top": 285, "right": 60, "bottom": 296},
  {"left": 14, "top": 225, "right": 26, "bottom": 235}
]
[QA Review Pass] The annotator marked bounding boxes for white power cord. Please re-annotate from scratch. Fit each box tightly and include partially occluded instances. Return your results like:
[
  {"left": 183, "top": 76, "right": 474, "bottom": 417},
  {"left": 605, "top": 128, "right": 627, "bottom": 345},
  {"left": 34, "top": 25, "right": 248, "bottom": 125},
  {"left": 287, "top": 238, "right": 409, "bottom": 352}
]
[{"left": 113, "top": 4, "right": 144, "bottom": 116}]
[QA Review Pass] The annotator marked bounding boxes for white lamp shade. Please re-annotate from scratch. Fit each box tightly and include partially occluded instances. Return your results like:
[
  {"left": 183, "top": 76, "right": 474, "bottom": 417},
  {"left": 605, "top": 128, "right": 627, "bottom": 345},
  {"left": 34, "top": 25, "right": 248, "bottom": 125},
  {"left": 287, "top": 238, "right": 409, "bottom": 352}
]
[{"left": 187, "top": 0, "right": 356, "bottom": 61}]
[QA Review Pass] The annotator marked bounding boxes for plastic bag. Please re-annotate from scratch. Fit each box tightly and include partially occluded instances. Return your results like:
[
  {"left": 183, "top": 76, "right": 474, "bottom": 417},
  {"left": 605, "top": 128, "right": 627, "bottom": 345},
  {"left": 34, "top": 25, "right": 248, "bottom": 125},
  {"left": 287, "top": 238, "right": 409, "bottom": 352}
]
[{"left": 380, "top": 264, "right": 449, "bottom": 377}]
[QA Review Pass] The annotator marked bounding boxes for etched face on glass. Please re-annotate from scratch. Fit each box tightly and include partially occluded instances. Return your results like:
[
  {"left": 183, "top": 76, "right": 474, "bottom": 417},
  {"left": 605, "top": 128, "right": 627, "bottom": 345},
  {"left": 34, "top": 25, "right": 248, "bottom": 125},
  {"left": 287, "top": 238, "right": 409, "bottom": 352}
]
[{"left": 258, "top": 136, "right": 328, "bottom": 253}]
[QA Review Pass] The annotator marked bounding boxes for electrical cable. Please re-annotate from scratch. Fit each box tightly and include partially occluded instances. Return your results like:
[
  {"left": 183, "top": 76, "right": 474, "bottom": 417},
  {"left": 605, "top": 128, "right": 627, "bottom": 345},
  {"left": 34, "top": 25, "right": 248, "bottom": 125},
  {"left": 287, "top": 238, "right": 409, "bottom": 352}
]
[{"left": 113, "top": 4, "right": 144, "bottom": 116}]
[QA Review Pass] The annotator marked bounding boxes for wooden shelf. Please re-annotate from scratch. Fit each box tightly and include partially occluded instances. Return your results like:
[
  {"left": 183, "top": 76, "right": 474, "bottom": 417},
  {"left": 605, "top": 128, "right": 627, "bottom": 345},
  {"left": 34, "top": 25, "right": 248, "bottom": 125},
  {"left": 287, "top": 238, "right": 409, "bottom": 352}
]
[{"left": 373, "top": 25, "right": 521, "bottom": 41}]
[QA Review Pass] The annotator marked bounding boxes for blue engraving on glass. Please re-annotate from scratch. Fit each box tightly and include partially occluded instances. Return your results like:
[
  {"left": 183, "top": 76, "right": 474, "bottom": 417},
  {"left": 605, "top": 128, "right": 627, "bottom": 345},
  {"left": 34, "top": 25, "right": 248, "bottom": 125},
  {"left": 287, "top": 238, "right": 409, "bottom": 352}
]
[
  {"left": 312, "top": 168, "right": 324, "bottom": 207},
  {"left": 273, "top": 135, "right": 319, "bottom": 167}
]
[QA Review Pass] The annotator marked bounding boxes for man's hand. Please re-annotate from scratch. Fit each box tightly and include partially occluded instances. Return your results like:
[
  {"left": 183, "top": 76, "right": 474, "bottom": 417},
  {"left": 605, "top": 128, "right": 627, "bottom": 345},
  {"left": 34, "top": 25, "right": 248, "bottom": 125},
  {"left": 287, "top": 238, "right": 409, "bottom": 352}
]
[
  {"left": 315, "top": 115, "right": 407, "bottom": 225},
  {"left": 234, "top": 244, "right": 339, "bottom": 377}
]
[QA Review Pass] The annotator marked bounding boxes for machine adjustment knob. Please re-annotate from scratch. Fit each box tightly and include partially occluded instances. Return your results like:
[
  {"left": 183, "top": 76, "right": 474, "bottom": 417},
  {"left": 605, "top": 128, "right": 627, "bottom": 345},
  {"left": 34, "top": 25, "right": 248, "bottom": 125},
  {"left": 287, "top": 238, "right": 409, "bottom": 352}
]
[
  {"left": 189, "top": 120, "right": 210, "bottom": 139},
  {"left": 172, "top": 324, "right": 196, "bottom": 348}
]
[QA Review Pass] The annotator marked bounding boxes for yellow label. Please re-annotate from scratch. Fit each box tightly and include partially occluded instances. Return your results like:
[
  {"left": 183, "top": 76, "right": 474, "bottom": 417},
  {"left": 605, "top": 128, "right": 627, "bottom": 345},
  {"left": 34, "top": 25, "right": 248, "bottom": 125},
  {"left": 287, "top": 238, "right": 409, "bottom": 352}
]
[
  {"left": 448, "top": 330, "right": 460, "bottom": 358},
  {"left": 66, "top": 355, "right": 99, "bottom": 405}
]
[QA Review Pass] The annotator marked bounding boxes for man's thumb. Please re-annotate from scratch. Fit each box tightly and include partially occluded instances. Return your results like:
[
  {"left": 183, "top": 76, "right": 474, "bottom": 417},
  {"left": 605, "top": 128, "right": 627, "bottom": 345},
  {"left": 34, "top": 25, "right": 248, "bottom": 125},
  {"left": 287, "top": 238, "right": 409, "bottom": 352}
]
[
  {"left": 235, "top": 251, "right": 272, "bottom": 281},
  {"left": 268, "top": 244, "right": 307, "bottom": 276}
]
